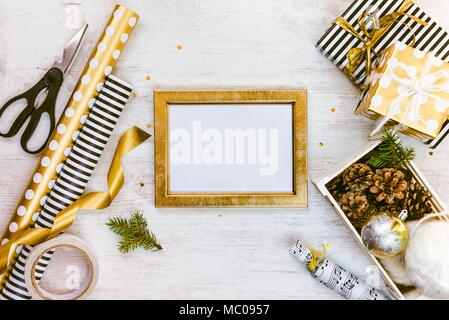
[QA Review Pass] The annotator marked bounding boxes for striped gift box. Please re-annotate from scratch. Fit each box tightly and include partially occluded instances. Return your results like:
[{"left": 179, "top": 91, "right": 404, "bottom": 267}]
[
  {"left": 0, "top": 75, "right": 133, "bottom": 300},
  {"left": 316, "top": 0, "right": 449, "bottom": 86}
]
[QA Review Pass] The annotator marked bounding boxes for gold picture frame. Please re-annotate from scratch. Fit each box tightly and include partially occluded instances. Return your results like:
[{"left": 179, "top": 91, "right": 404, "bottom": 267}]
[{"left": 154, "top": 90, "right": 307, "bottom": 207}]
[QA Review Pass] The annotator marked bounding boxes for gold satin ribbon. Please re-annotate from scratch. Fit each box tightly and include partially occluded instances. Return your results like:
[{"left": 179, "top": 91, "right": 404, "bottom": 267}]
[
  {"left": 334, "top": 0, "right": 427, "bottom": 83},
  {"left": 308, "top": 244, "right": 327, "bottom": 271},
  {"left": 0, "top": 126, "right": 150, "bottom": 281}
]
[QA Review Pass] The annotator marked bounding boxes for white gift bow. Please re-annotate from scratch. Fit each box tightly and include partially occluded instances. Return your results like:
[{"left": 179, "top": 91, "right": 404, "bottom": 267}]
[{"left": 370, "top": 54, "right": 449, "bottom": 137}]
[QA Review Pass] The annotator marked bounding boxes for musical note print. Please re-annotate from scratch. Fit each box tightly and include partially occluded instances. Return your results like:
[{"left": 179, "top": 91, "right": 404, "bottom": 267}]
[{"left": 290, "top": 240, "right": 392, "bottom": 300}]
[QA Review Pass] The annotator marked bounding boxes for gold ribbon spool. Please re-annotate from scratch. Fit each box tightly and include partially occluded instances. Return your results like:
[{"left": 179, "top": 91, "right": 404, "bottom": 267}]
[
  {"left": 334, "top": 0, "right": 427, "bottom": 84},
  {"left": 0, "top": 126, "right": 150, "bottom": 288},
  {"left": 24, "top": 234, "right": 98, "bottom": 300}
]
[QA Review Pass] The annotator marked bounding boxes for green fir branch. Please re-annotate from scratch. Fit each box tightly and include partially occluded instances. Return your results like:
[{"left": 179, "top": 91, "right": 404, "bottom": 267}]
[
  {"left": 368, "top": 129, "right": 416, "bottom": 169},
  {"left": 106, "top": 217, "right": 131, "bottom": 237},
  {"left": 107, "top": 212, "right": 162, "bottom": 254}
]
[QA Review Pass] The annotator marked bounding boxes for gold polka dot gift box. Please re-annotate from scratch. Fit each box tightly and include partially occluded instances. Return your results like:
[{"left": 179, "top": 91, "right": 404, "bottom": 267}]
[
  {"left": 0, "top": 4, "right": 139, "bottom": 291},
  {"left": 356, "top": 41, "right": 449, "bottom": 145}
]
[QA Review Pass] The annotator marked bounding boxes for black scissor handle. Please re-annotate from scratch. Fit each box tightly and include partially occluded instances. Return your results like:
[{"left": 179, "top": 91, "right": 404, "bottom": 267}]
[
  {"left": 20, "top": 68, "right": 64, "bottom": 154},
  {"left": 0, "top": 80, "right": 47, "bottom": 138}
]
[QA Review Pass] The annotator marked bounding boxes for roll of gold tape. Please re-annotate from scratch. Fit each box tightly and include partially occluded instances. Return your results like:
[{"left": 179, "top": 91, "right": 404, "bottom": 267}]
[{"left": 24, "top": 234, "right": 98, "bottom": 300}]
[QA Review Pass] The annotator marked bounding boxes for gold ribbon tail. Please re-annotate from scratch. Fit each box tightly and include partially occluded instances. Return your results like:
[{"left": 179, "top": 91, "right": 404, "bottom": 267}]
[{"left": 0, "top": 126, "right": 150, "bottom": 278}]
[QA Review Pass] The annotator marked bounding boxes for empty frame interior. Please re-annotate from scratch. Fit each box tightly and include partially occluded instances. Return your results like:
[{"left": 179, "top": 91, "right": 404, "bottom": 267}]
[{"left": 168, "top": 103, "right": 294, "bottom": 193}]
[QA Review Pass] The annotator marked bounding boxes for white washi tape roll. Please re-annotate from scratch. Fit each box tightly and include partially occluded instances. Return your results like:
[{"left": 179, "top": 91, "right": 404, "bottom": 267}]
[{"left": 24, "top": 234, "right": 98, "bottom": 300}]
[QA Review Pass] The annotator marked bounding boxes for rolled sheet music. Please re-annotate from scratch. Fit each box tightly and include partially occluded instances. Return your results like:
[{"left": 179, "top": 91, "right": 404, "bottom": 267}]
[{"left": 289, "top": 240, "right": 391, "bottom": 300}]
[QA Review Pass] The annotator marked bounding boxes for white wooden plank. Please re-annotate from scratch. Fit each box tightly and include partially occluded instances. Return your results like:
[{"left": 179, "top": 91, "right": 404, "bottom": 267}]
[{"left": 0, "top": 0, "right": 448, "bottom": 299}]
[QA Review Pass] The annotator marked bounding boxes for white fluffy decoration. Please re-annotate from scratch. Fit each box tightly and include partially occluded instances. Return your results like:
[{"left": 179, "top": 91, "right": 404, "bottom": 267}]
[
  {"left": 379, "top": 221, "right": 418, "bottom": 287},
  {"left": 406, "top": 220, "right": 419, "bottom": 233},
  {"left": 403, "top": 289, "right": 432, "bottom": 300},
  {"left": 381, "top": 255, "right": 413, "bottom": 286},
  {"left": 405, "top": 220, "right": 449, "bottom": 299}
]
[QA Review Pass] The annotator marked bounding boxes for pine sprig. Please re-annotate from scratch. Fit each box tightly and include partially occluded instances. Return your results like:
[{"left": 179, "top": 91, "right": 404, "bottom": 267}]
[
  {"left": 368, "top": 129, "right": 416, "bottom": 169},
  {"left": 106, "top": 212, "right": 162, "bottom": 254},
  {"left": 107, "top": 217, "right": 131, "bottom": 237}
]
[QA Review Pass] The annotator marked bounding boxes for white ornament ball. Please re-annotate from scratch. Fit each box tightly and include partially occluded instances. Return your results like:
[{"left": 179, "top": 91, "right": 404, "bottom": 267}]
[
  {"left": 361, "top": 212, "right": 409, "bottom": 258},
  {"left": 405, "top": 220, "right": 449, "bottom": 299}
]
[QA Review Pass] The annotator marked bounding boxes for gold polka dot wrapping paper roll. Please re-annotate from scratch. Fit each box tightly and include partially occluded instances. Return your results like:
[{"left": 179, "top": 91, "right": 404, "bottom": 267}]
[{"left": 0, "top": 5, "right": 138, "bottom": 271}]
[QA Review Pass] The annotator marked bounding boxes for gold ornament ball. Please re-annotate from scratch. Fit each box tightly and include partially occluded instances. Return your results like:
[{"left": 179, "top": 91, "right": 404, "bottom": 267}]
[{"left": 361, "top": 211, "right": 409, "bottom": 259}]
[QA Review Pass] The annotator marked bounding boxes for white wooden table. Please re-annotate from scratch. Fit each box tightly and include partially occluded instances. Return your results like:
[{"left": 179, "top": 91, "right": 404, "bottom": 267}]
[{"left": 1, "top": 0, "right": 448, "bottom": 300}]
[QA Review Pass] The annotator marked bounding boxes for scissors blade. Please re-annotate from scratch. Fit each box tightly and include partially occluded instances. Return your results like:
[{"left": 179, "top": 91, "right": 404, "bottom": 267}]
[{"left": 53, "top": 24, "right": 88, "bottom": 74}]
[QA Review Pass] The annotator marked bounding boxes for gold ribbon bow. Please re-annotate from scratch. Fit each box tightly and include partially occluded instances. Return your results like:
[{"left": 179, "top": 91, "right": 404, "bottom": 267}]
[
  {"left": 371, "top": 53, "right": 449, "bottom": 136},
  {"left": 334, "top": 0, "right": 427, "bottom": 83},
  {"left": 0, "top": 126, "right": 150, "bottom": 282},
  {"left": 307, "top": 244, "right": 327, "bottom": 271}
]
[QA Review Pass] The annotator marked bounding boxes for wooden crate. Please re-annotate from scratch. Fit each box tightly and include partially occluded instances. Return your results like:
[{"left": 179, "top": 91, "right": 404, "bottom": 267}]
[{"left": 313, "top": 141, "right": 447, "bottom": 300}]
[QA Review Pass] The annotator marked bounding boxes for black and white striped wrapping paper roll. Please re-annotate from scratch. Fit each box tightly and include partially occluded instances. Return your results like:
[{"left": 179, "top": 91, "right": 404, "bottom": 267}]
[
  {"left": 316, "top": 0, "right": 449, "bottom": 86},
  {"left": 0, "top": 75, "right": 133, "bottom": 300}
]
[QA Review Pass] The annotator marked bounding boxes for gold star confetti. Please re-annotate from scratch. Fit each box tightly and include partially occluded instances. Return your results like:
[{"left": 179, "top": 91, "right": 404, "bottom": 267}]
[
  {"left": 146, "top": 123, "right": 152, "bottom": 129},
  {"left": 325, "top": 242, "right": 331, "bottom": 249},
  {"left": 429, "top": 151, "right": 434, "bottom": 156},
  {"left": 132, "top": 91, "right": 137, "bottom": 98},
  {"left": 176, "top": 45, "right": 183, "bottom": 50},
  {"left": 330, "top": 107, "right": 336, "bottom": 113},
  {"left": 146, "top": 75, "right": 151, "bottom": 81},
  {"left": 319, "top": 142, "right": 324, "bottom": 148}
]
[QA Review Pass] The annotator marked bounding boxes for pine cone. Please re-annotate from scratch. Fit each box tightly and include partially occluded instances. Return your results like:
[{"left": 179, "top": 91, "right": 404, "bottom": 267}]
[
  {"left": 350, "top": 214, "right": 374, "bottom": 233},
  {"left": 342, "top": 163, "right": 374, "bottom": 192},
  {"left": 369, "top": 168, "right": 408, "bottom": 205},
  {"left": 403, "top": 178, "right": 433, "bottom": 221},
  {"left": 378, "top": 203, "right": 403, "bottom": 217},
  {"left": 340, "top": 191, "right": 371, "bottom": 219},
  {"left": 326, "top": 175, "right": 345, "bottom": 201}
]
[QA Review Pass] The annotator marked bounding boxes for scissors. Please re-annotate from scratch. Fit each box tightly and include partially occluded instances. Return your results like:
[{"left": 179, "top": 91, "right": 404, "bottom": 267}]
[{"left": 0, "top": 25, "right": 88, "bottom": 154}]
